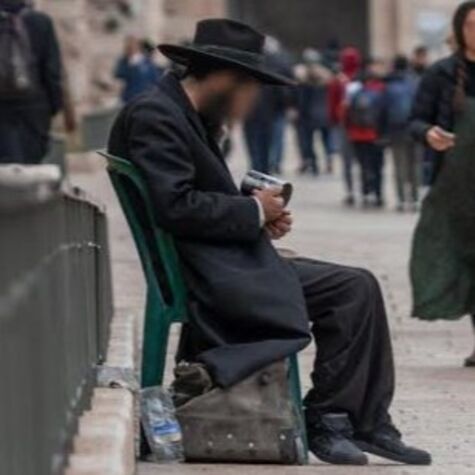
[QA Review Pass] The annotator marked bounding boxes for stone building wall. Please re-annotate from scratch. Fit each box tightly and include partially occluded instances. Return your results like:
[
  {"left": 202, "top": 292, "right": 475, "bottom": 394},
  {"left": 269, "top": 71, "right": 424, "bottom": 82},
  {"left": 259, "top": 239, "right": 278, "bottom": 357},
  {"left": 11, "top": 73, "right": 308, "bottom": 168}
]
[
  {"left": 34, "top": 0, "right": 224, "bottom": 110},
  {"left": 34, "top": 0, "right": 460, "bottom": 111},
  {"left": 370, "top": 0, "right": 462, "bottom": 58}
]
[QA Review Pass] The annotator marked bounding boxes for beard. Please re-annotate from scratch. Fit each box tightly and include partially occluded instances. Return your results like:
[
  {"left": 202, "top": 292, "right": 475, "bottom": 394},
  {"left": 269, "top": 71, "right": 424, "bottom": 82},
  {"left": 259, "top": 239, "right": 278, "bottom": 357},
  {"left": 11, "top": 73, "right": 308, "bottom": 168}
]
[{"left": 198, "top": 90, "right": 235, "bottom": 141}]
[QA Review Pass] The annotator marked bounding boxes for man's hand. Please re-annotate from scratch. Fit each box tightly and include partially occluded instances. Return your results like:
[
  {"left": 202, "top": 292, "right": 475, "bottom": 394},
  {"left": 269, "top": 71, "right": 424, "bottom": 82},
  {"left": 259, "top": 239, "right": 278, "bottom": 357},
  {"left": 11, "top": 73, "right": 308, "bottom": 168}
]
[
  {"left": 426, "top": 126, "right": 455, "bottom": 152},
  {"left": 266, "top": 211, "right": 293, "bottom": 240},
  {"left": 253, "top": 187, "right": 285, "bottom": 223}
]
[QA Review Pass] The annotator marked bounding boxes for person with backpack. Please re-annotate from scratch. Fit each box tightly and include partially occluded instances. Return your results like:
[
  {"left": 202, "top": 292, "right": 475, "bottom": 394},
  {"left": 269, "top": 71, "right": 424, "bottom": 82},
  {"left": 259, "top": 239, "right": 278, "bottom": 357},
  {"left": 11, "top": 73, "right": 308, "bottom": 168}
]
[
  {"left": 0, "top": 0, "right": 63, "bottom": 164},
  {"left": 328, "top": 47, "right": 362, "bottom": 205},
  {"left": 346, "top": 59, "right": 388, "bottom": 207},
  {"left": 386, "top": 55, "right": 421, "bottom": 212}
]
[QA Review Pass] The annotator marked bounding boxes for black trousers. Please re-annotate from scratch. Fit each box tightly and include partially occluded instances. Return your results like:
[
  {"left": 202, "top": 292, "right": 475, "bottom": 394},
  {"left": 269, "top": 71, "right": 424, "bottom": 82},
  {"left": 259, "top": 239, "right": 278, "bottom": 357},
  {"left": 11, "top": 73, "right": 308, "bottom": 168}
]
[
  {"left": 353, "top": 142, "right": 385, "bottom": 200},
  {"left": 292, "top": 258, "right": 395, "bottom": 435}
]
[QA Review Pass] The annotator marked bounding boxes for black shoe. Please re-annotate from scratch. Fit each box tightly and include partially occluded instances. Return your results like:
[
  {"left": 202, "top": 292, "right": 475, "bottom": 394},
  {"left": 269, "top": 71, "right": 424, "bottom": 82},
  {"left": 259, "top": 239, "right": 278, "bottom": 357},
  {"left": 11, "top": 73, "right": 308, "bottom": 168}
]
[
  {"left": 355, "top": 424, "right": 432, "bottom": 465},
  {"left": 307, "top": 413, "right": 368, "bottom": 465},
  {"left": 344, "top": 195, "right": 356, "bottom": 207},
  {"left": 464, "top": 350, "right": 475, "bottom": 367}
]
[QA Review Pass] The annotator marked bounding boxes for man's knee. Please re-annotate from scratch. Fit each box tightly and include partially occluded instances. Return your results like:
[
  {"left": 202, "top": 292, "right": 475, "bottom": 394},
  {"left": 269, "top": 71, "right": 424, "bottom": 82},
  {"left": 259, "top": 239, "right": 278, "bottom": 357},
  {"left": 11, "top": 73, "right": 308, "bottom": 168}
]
[{"left": 342, "top": 267, "right": 380, "bottom": 300}]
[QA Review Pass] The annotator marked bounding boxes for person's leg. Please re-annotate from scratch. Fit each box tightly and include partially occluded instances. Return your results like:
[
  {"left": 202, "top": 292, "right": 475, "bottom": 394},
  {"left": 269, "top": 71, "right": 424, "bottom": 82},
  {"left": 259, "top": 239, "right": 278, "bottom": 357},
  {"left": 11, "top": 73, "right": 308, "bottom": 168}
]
[
  {"left": 406, "top": 139, "right": 420, "bottom": 207},
  {"left": 391, "top": 138, "right": 406, "bottom": 210},
  {"left": 354, "top": 142, "right": 371, "bottom": 204},
  {"left": 341, "top": 128, "right": 355, "bottom": 203},
  {"left": 320, "top": 126, "right": 333, "bottom": 173},
  {"left": 371, "top": 143, "right": 385, "bottom": 206},
  {"left": 292, "top": 258, "right": 394, "bottom": 433},
  {"left": 292, "top": 258, "right": 431, "bottom": 465},
  {"left": 269, "top": 114, "right": 286, "bottom": 174},
  {"left": 254, "top": 121, "right": 273, "bottom": 174},
  {"left": 464, "top": 315, "right": 475, "bottom": 367},
  {"left": 243, "top": 120, "right": 261, "bottom": 170},
  {"left": 297, "top": 121, "right": 318, "bottom": 175}
]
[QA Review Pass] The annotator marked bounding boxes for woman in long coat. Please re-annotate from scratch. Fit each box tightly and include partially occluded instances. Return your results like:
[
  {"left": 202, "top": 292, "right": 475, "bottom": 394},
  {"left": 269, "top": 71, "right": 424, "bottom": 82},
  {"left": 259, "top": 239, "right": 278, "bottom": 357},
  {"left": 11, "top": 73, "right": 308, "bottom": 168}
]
[{"left": 410, "top": 1, "right": 475, "bottom": 366}]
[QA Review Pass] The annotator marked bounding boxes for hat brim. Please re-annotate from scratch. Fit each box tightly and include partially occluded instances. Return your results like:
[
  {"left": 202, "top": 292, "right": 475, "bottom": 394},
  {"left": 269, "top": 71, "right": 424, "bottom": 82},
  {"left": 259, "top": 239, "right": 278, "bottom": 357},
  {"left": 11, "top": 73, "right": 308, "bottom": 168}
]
[{"left": 158, "top": 44, "right": 295, "bottom": 86}]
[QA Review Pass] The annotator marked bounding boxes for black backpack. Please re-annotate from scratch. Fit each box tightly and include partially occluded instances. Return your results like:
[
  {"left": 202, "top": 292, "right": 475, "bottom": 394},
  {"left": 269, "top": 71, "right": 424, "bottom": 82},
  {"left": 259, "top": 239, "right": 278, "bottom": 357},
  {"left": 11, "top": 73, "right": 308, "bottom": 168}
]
[
  {"left": 0, "top": 8, "right": 38, "bottom": 99},
  {"left": 347, "top": 87, "right": 381, "bottom": 129}
]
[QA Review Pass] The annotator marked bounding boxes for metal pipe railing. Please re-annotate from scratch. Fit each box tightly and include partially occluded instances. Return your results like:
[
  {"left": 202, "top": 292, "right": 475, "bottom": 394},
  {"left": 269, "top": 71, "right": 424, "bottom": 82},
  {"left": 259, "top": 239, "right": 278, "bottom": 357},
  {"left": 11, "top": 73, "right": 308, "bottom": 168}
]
[{"left": 0, "top": 165, "right": 113, "bottom": 475}]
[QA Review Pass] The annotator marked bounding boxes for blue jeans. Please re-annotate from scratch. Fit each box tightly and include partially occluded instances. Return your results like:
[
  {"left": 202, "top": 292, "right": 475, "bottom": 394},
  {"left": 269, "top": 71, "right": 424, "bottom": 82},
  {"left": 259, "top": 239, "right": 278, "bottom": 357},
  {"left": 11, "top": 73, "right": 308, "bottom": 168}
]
[
  {"left": 296, "top": 122, "right": 333, "bottom": 174},
  {"left": 244, "top": 115, "right": 286, "bottom": 174}
]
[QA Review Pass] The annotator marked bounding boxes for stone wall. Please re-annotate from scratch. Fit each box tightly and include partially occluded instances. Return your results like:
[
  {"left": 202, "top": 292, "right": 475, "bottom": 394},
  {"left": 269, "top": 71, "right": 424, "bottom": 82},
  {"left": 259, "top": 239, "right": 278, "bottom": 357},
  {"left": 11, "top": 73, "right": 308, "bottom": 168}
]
[
  {"left": 370, "top": 0, "right": 462, "bottom": 58},
  {"left": 229, "top": 0, "right": 371, "bottom": 54},
  {"left": 35, "top": 0, "right": 460, "bottom": 110}
]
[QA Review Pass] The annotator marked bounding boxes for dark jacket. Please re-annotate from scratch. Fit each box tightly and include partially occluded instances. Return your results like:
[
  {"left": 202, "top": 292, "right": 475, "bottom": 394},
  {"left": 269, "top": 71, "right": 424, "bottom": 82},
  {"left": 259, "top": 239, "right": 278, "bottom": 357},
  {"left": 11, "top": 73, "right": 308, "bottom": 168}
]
[
  {"left": 410, "top": 55, "right": 458, "bottom": 143},
  {"left": 296, "top": 82, "right": 329, "bottom": 129},
  {"left": 0, "top": 5, "right": 63, "bottom": 114},
  {"left": 115, "top": 56, "right": 162, "bottom": 103},
  {"left": 0, "top": 5, "right": 63, "bottom": 163},
  {"left": 409, "top": 55, "right": 459, "bottom": 182},
  {"left": 108, "top": 72, "right": 311, "bottom": 387}
]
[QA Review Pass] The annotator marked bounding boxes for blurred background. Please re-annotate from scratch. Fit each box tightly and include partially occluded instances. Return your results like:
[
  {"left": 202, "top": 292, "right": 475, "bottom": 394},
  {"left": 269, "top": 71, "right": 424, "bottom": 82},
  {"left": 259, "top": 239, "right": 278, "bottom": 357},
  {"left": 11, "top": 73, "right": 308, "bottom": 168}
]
[{"left": 37, "top": 0, "right": 458, "bottom": 113}]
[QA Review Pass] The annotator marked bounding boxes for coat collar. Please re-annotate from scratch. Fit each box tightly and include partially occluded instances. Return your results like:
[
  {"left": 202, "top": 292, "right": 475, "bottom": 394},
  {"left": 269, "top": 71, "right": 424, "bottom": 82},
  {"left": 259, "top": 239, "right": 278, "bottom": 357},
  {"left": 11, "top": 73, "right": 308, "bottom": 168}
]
[
  {"left": 158, "top": 71, "right": 209, "bottom": 141},
  {"left": 158, "top": 71, "right": 228, "bottom": 165}
]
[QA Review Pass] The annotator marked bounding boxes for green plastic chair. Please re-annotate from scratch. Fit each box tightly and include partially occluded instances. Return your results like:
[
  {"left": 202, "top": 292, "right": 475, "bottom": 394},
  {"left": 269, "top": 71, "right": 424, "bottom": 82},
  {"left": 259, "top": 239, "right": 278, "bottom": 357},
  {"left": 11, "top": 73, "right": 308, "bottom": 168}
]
[{"left": 100, "top": 151, "right": 308, "bottom": 463}]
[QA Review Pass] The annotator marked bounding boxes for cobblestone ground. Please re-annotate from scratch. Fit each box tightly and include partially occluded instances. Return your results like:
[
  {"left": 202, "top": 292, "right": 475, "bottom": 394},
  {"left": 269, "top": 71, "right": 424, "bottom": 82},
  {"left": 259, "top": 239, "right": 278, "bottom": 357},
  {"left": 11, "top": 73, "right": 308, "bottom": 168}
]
[{"left": 74, "top": 132, "right": 475, "bottom": 475}]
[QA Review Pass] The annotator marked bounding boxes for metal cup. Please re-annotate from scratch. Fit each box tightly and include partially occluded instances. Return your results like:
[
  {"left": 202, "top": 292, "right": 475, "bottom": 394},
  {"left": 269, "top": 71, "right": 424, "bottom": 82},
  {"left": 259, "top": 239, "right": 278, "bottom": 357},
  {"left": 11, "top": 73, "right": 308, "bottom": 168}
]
[{"left": 241, "top": 170, "right": 293, "bottom": 205}]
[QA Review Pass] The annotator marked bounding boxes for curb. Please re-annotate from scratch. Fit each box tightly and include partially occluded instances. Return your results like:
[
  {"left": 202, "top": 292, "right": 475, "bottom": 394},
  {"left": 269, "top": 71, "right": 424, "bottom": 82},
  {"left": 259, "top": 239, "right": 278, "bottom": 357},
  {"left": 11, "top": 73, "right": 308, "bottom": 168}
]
[{"left": 66, "top": 313, "right": 138, "bottom": 475}]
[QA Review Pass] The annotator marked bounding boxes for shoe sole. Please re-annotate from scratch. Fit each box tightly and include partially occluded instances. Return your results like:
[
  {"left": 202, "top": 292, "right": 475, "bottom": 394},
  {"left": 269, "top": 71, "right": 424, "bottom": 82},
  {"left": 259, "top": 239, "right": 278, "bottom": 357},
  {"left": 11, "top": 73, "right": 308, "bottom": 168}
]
[
  {"left": 312, "top": 451, "right": 368, "bottom": 466},
  {"left": 356, "top": 441, "right": 431, "bottom": 466}
]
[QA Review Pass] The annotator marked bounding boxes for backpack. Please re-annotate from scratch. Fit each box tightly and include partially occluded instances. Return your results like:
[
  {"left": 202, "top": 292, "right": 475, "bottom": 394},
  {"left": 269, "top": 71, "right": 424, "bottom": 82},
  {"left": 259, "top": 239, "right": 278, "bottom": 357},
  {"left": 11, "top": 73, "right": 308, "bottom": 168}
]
[
  {"left": 386, "top": 75, "right": 418, "bottom": 129},
  {"left": 0, "top": 8, "right": 38, "bottom": 99},
  {"left": 347, "top": 87, "right": 381, "bottom": 129}
]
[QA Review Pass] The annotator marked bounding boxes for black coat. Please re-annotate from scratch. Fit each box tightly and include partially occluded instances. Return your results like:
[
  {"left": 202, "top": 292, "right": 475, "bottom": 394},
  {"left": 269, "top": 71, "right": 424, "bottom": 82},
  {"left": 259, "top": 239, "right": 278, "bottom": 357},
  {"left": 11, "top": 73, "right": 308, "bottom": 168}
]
[
  {"left": 0, "top": 6, "right": 63, "bottom": 163},
  {"left": 108, "top": 72, "right": 311, "bottom": 387},
  {"left": 409, "top": 55, "right": 458, "bottom": 179}
]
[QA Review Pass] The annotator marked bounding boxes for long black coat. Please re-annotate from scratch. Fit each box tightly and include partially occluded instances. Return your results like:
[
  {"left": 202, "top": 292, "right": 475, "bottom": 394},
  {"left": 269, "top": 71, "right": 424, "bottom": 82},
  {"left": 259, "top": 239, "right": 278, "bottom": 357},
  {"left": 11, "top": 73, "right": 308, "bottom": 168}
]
[{"left": 108, "top": 72, "right": 311, "bottom": 387}]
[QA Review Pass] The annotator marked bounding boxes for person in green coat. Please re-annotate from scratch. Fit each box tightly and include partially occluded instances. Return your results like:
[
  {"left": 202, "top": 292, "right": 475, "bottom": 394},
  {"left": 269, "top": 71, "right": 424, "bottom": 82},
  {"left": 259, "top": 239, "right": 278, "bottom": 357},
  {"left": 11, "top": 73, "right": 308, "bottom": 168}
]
[{"left": 410, "top": 1, "right": 475, "bottom": 366}]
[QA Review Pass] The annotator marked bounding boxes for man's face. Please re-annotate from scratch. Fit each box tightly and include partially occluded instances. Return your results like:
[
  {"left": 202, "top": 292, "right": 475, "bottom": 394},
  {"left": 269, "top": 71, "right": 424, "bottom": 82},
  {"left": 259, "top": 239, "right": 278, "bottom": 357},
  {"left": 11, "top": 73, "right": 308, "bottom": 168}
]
[
  {"left": 464, "top": 9, "right": 475, "bottom": 52},
  {"left": 413, "top": 51, "right": 428, "bottom": 67},
  {"left": 201, "top": 71, "right": 260, "bottom": 126}
]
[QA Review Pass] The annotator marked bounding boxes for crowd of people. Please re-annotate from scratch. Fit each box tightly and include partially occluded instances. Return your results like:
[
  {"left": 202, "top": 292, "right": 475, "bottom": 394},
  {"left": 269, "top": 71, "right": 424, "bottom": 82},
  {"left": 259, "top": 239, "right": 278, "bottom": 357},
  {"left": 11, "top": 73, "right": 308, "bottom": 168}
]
[{"left": 242, "top": 41, "right": 434, "bottom": 212}]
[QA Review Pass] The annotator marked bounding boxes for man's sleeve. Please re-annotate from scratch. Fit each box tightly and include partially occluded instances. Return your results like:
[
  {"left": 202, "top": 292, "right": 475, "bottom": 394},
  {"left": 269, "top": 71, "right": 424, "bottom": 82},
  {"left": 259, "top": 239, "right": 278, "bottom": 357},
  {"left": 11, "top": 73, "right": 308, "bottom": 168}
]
[{"left": 128, "top": 103, "right": 262, "bottom": 242}]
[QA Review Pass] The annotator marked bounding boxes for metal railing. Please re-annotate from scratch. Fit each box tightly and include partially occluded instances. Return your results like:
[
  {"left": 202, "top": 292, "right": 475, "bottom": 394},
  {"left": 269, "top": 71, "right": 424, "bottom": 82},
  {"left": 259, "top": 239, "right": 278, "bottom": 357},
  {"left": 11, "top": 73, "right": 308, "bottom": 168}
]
[{"left": 0, "top": 165, "right": 113, "bottom": 475}]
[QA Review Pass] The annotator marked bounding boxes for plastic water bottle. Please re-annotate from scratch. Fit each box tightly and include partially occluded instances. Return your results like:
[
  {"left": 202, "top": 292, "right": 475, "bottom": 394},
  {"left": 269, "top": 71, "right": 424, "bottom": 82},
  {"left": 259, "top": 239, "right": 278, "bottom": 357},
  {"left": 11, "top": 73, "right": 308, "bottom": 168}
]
[{"left": 141, "top": 387, "right": 184, "bottom": 462}]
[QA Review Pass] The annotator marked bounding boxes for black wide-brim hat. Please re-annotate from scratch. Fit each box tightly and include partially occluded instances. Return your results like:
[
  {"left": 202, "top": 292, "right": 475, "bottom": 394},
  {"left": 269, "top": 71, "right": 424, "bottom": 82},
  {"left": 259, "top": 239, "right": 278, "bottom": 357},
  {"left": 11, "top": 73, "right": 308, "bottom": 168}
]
[{"left": 158, "top": 19, "right": 294, "bottom": 86}]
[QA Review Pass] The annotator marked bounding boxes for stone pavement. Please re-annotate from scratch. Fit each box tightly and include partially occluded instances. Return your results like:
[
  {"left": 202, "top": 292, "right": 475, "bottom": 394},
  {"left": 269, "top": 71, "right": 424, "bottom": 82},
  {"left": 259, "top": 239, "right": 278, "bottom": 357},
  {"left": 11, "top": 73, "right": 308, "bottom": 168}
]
[{"left": 73, "top": 133, "right": 475, "bottom": 475}]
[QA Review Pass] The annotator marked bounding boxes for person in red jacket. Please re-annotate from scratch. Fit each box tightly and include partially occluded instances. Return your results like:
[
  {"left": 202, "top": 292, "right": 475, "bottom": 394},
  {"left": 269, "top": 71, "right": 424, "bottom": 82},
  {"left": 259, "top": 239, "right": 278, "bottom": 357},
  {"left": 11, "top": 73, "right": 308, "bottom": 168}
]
[
  {"left": 328, "top": 47, "right": 362, "bottom": 205},
  {"left": 346, "top": 59, "right": 388, "bottom": 207}
]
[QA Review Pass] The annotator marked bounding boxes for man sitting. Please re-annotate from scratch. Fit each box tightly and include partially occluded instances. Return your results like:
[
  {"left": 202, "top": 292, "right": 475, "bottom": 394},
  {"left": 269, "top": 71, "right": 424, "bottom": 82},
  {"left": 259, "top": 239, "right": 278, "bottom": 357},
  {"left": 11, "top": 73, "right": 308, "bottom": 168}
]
[{"left": 108, "top": 19, "right": 431, "bottom": 466}]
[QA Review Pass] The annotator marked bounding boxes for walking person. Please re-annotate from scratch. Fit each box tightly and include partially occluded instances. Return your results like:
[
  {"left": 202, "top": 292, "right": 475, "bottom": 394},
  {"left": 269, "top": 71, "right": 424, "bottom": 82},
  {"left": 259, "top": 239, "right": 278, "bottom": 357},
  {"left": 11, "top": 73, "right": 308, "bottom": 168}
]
[
  {"left": 294, "top": 49, "right": 333, "bottom": 175},
  {"left": 0, "top": 0, "right": 63, "bottom": 164},
  {"left": 386, "top": 55, "right": 421, "bottom": 212},
  {"left": 109, "top": 19, "right": 431, "bottom": 466},
  {"left": 244, "top": 39, "right": 293, "bottom": 174},
  {"left": 115, "top": 35, "right": 162, "bottom": 103},
  {"left": 346, "top": 59, "right": 388, "bottom": 207},
  {"left": 328, "top": 47, "right": 362, "bottom": 205},
  {"left": 410, "top": 1, "right": 475, "bottom": 366}
]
